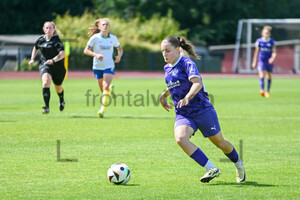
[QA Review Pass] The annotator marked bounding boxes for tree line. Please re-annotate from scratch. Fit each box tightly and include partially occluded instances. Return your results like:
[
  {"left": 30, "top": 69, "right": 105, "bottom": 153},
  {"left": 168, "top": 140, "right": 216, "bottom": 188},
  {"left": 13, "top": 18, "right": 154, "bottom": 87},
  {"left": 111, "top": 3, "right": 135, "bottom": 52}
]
[{"left": 1, "top": 0, "right": 299, "bottom": 48}]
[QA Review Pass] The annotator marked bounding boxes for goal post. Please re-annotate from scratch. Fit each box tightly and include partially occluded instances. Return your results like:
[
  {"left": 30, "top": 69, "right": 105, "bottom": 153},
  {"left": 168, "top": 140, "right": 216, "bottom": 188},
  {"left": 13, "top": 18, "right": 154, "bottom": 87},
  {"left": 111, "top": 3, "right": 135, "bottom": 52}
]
[{"left": 233, "top": 19, "right": 300, "bottom": 73}]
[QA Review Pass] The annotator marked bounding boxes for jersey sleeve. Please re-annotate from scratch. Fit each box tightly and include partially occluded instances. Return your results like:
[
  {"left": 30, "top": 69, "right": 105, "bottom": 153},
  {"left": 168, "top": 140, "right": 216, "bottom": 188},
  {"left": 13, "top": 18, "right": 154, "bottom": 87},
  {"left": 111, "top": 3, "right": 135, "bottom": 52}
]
[
  {"left": 34, "top": 36, "right": 43, "bottom": 50},
  {"left": 86, "top": 35, "right": 96, "bottom": 48},
  {"left": 255, "top": 39, "right": 259, "bottom": 48},
  {"left": 54, "top": 36, "right": 64, "bottom": 52},
  {"left": 184, "top": 59, "right": 201, "bottom": 81},
  {"left": 34, "top": 40, "right": 39, "bottom": 49},
  {"left": 271, "top": 39, "right": 276, "bottom": 46},
  {"left": 113, "top": 36, "right": 120, "bottom": 48}
]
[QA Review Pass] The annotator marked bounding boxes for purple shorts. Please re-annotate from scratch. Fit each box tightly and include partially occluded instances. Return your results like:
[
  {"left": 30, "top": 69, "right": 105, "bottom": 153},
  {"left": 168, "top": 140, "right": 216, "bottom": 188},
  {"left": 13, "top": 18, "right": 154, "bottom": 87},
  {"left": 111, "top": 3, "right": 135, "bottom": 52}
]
[
  {"left": 257, "top": 62, "right": 273, "bottom": 72},
  {"left": 174, "top": 108, "right": 221, "bottom": 138}
]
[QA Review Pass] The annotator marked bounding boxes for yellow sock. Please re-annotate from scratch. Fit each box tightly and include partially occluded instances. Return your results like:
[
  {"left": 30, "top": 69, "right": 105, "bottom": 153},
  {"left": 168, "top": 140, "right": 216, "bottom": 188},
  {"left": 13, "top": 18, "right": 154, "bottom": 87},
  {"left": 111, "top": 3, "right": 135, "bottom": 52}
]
[{"left": 100, "top": 90, "right": 111, "bottom": 113}]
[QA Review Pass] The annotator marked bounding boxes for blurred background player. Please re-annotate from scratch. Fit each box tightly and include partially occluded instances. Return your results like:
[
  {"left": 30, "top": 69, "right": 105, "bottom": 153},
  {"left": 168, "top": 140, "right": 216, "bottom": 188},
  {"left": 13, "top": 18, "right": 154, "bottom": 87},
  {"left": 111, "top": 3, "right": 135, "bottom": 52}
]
[
  {"left": 159, "top": 36, "right": 246, "bottom": 183},
  {"left": 84, "top": 18, "right": 123, "bottom": 118},
  {"left": 29, "top": 21, "right": 66, "bottom": 114},
  {"left": 252, "top": 25, "right": 277, "bottom": 98}
]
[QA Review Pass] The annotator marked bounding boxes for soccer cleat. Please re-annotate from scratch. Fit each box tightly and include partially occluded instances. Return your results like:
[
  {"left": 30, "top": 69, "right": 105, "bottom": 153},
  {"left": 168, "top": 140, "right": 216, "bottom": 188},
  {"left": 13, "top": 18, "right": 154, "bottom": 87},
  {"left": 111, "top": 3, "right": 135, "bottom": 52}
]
[
  {"left": 260, "top": 90, "right": 265, "bottom": 97},
  {"left": 97, "top": 110, "right": 104, "bottom": 118},
  {"left": 265, "top": 92, "right": 270, "bottom": 98},
  {"left": 42, "top": 106, "right": 50, "bottom": 114},
  {"left": 109, "top": 84, "right": 116, "bottom": 99},
  {"left": 236, "top": 162, "right": 246, "bottom": 183},
  {"left": 200, "top": 168, "right": 221, "bottom": 183},
  {"left": 59, "top": 101, "right": 65, "bottom": 111}
]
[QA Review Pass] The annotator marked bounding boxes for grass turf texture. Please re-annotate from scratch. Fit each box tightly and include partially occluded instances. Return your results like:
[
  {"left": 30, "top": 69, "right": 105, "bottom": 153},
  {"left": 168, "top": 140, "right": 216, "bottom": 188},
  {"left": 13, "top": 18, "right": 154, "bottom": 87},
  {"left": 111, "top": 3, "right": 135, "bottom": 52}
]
[{"left": 0, "top": 77, "right": 299, "bottom": 199}]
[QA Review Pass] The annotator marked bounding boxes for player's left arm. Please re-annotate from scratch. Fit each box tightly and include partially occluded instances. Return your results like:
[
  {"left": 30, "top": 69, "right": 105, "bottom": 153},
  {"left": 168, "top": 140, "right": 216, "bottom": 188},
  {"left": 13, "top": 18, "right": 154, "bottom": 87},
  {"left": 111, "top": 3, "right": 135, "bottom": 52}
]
[
  {"left": 45, "top": 50, "right": 65, "bottom": 66},
  {"left": 114, "top": 46, "right": 123, "bottom": 63},
  {"left": 177, "top": 77, "right": 203, "bottom": 108},
  {"left": 268, "top": 45, "right": 277, "bottom": 64}
]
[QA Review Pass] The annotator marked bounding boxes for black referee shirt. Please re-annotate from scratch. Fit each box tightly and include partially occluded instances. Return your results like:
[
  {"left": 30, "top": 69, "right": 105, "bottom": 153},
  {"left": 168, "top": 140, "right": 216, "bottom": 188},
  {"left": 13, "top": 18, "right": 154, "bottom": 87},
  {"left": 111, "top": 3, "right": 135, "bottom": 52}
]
[{"left": 34, "top": 34, "right": 65, "bottom": 67}]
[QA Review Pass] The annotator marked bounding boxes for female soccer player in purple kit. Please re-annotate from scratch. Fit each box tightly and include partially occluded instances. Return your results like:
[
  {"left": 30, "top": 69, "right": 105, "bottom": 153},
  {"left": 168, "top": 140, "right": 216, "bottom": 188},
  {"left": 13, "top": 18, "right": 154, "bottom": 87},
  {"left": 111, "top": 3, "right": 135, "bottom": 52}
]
[
  {"left": 252, "top": 26, "right": 277, "bottom": 98},
  {"left": 159, "top": 36, "right": 246, "bottom": 183}
]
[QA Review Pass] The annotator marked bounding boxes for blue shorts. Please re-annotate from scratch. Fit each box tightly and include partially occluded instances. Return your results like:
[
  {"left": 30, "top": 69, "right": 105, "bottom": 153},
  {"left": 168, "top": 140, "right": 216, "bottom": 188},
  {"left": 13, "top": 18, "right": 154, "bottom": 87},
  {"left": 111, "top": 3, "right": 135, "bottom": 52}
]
[
  {"left": 257, "top": 62, "right": 273, "bottom": 72},
  {"left": 93, "top": 68, "right": 115, "bottom": 79},
  {"left": 174, "top": 108, "right": 221, "bottom": 138}
]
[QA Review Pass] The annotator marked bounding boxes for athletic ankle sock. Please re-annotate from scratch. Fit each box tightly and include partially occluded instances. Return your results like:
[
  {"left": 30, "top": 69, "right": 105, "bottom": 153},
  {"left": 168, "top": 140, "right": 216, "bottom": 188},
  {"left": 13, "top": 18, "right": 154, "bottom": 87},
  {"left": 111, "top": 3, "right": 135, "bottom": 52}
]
[
  {"left": 260, "top": 78, "right": 264, "bottom": 91},
  {"left": 43, "top": 88, "right": 50, "bottom": 108},
  {"left": 267, "top": 79, "right": 271, "bottom": 92},
  {"left": 204, "top": 160, "right": 216, "bottom": 169},
  {"left": 100, "top": 90, "right": 111, "bottom": 113},
  {"left": 234, "top": 159, "right": 243, "bottom": 168},
  {"left": 190, "top": 148, "right": 209, "bottom": 167},
  {"left": 224, "top": 147, "right": 239, "bottom": 163},
  {"left": 57, "top": 90, "right": 64, "bottom": 103}
]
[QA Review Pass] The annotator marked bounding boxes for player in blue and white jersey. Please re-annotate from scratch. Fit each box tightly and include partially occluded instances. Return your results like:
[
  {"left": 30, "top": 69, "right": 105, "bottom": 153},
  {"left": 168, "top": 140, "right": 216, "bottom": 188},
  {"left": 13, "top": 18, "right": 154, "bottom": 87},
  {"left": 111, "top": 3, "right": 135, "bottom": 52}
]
[
  {"left": 159, "top": 36, "right": 246, "bottom": 183},
  {"left": 84, "top": 18, "right": 123, "bottom": 118},
  {"left": 252, "top": 26, "right": 277, "bottom": 98}
]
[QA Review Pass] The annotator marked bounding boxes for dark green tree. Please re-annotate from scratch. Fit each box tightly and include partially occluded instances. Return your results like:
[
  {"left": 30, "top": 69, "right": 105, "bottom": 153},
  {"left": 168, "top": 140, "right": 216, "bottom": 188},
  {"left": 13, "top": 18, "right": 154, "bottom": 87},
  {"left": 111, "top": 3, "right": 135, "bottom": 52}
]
[{"left": 0, "top": 0, "right": 93, "bottom": 34}]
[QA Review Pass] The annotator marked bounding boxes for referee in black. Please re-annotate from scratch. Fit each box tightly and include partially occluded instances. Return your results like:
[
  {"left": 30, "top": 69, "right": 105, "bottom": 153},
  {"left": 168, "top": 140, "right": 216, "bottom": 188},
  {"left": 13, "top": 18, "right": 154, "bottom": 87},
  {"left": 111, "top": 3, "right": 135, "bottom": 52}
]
[{"left": 29, "top": 21, "right": 66, "bottom": 114}]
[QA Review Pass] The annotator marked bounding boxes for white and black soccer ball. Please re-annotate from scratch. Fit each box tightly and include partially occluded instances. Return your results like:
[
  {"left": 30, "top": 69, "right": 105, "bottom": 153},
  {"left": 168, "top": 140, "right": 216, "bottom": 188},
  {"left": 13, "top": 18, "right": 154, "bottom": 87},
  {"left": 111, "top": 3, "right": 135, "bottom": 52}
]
[{"left": 107, "top": 163, "right": 131, "bottom": 185}]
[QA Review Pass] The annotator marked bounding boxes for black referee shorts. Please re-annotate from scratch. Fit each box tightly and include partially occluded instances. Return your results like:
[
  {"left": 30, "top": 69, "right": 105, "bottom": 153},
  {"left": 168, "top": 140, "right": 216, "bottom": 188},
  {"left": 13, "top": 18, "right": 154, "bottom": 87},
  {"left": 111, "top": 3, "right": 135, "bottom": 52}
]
[{"left": 39, "top": 64, "right": 66, "bottom": 85}]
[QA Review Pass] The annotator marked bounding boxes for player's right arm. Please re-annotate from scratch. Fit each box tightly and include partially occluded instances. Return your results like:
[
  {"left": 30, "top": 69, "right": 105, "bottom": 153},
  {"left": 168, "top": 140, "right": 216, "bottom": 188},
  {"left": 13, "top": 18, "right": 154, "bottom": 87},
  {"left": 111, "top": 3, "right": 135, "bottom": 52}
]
[
  {"left": 28, "top": 46, "right": 39, "bottom": 66},
  {"left": 159, "top": 88, "right": 173, "bottom": 112},
  {"left": 251, "top": 46, "right": 259, "bottom": 69},
  {"left": 83, "top": 46, "right": 103, "bottom": 61}
]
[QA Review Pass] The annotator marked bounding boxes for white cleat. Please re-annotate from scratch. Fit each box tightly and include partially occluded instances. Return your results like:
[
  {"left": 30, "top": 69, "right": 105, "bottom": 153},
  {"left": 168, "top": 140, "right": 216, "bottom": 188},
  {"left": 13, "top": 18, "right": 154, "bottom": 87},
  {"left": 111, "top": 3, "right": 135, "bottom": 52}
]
[
  {"left": 200, "top": 168, "right": 221, "bottom": 183},
  {"left": 236, "top": 162, "right": 246, "bottom": 183}
]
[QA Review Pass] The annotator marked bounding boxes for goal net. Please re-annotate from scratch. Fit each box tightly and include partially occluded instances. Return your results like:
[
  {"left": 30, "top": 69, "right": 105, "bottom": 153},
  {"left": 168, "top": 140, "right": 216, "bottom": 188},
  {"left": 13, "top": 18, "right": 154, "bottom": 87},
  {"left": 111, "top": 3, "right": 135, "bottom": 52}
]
[{"left": 233, "top": 19, "right": 300, "bottom": 73}]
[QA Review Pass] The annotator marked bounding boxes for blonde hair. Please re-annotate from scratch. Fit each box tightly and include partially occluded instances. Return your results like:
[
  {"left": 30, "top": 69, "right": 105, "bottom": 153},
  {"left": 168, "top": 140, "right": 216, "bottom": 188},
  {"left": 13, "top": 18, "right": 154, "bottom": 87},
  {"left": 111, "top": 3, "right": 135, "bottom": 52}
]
[
  {"left": 43, "top": 21, "right": 58, "bottom": 35},
  {"left": 88, "top": 18, "right": 110, "bottom": 37},
  {"left": 263, "top": 25, "right": 272, "bottom": 32},
  {"left": 163, "top": 36, "right": 200, "bottom": 60}
]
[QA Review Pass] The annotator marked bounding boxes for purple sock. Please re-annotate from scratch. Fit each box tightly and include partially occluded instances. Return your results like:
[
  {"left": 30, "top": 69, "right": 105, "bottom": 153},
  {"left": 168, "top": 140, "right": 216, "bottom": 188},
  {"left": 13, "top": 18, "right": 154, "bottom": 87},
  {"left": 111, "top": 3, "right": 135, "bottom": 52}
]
[
  {"left": 190, "top": 148, "right": 209, "bottom": 167},
  {"left": 260, "top": 78, "right": 264, "bottom": 91},
  {"left": 225, "top": 148, "right": 239, "bottom": 163},
  {"left": 267, "top": 79, "right": 271, "bottom": 92}
]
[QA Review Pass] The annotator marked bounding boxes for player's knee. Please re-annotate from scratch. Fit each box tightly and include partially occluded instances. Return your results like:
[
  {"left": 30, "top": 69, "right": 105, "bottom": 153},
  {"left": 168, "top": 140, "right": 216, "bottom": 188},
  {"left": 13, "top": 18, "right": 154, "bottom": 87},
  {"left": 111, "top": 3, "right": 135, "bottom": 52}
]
[
  {"left": 102, "top": 83, "right": 110, "bottom": 91},
  {"left": 175, "top": 135, "right": 189, "bottom": 146},
  {"left": 42, "top": 79, "right": 51, "bottom": 87}
]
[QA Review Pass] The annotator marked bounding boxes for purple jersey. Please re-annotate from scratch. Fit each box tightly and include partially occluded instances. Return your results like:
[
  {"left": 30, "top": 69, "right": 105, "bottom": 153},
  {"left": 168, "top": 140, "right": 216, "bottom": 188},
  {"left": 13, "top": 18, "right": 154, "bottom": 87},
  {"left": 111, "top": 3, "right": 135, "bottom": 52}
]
[
  {"left": 164, "top": 56, "right": 213, "bottom": 117},
  {"left": 255, "top": 37, "right": 275, "bottom": 64}
]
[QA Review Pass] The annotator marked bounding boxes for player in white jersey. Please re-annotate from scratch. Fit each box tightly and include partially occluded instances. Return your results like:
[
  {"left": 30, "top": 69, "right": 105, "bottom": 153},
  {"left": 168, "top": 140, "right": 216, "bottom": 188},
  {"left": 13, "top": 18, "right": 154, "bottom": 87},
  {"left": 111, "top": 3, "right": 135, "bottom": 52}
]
[{"left": 84, "top": 18, "right": 123, "bottom": 118}]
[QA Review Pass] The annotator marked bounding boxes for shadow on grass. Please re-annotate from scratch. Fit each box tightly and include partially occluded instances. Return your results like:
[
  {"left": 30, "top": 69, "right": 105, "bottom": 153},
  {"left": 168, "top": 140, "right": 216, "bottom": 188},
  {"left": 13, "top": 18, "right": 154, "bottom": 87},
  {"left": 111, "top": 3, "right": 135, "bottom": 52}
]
[
  {"left": 72, "top": 115, "right": 97, "bottom": 119},
  {"left": 0, "top": 120, "right": 16, "bottom": 123},
  {"left": 208, "top": 181, "right": 277, "bottom": 187},
  {"left": 71, "top": 115, "right": 173, "bottom": 120},
  {"left": 123, "top": 184, "right": 140, "bottom": 187}
]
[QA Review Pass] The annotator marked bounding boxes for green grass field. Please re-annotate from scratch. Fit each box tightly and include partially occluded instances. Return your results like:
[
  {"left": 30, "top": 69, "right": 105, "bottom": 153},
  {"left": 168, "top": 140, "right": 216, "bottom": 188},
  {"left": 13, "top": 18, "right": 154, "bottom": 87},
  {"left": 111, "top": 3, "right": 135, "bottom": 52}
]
[{"left": 1, "top": 76, "right": 300, "bottom": 199}]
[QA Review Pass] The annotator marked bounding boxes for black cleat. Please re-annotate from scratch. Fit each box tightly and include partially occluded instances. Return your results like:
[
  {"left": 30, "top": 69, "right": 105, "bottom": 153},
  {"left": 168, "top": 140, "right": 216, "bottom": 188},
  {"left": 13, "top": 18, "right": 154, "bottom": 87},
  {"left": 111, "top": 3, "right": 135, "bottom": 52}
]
[
  {"left": 59, "top": 101, "right": 65, "bottom": 111},
  {"left": 42, "top": 107, "right": 50, "bottom": 114}
]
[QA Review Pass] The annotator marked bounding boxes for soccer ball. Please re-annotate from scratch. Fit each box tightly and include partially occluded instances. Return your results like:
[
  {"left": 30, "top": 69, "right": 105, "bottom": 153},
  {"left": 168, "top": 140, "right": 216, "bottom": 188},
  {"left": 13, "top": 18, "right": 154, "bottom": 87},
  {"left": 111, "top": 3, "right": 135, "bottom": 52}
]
[{"left": 107, "top": 163, "right": 131, "bottom": 185}]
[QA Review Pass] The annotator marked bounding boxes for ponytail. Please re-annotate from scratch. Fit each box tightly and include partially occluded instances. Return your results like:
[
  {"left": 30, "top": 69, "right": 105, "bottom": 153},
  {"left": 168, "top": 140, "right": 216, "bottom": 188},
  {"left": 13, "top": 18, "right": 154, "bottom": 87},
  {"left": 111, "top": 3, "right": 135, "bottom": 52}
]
[
  {"left": 88, "top": 18, "right": 111, "bottom": 37},
  {"left": 88, "top": 19, "right": 101, "bottom": 37},
  {"left": 164, "top": 36, "right": 200, "bottom": 60},
  {"left": 177, "top": 37, "right": 200, "bottom": 60}
]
